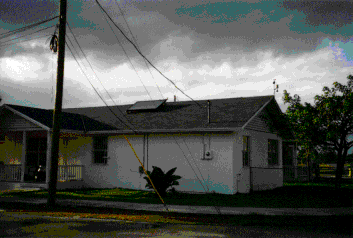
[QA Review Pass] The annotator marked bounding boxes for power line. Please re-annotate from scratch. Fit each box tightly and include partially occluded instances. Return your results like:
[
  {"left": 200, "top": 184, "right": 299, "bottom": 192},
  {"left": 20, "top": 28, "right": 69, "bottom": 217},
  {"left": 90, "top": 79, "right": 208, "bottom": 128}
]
[
  {"left": 114, "top": 0, "right": 165, "bottom": 100},
  {"left": 0, "top": 25, "right": 55, "bottom": 45},
  {"left": 94, "top": 2, "right": 218, "bottom": 211},
  {"left": 96, "top": 8, "right": 154, "bottom": 101},
  {"left": 68, "top": 2, "right": 216, "bottom": 213},
  {"left": 65, "top": 39, "right": 137, "bottom": 132},
  {"left": 0, "top": 16, "right": 59, "bottom": 39},
  {"left": 66, "top": 22, "right": 138, "bottom": 131},
  {"left": 0, "top": 34, "right": 52, "bottom": 48},
  {"left": 67, "top": 27, "right": 213, "bottom": 210},
  {"left": 95, "top": 0, "right": 203, "bottom": 109}
]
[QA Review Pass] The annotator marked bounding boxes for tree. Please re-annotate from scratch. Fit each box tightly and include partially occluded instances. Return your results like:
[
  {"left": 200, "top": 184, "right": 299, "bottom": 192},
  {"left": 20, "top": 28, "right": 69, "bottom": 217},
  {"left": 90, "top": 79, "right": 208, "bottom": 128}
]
[{"left": 283, "top": 75, "right": 353, "bottom": 189}]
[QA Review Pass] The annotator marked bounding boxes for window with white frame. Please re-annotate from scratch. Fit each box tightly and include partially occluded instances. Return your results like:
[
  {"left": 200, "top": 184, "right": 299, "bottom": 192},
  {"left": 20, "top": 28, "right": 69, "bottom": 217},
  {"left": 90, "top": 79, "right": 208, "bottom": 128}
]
[
  {"left": 268, "top": 139, "right": 279, "bottom": 166},
  {"left": 242, "top": 136, "right": 250, "bottom": 167},
  {"left": 93, "top": 137, "right": 108, "bottom": 164}
]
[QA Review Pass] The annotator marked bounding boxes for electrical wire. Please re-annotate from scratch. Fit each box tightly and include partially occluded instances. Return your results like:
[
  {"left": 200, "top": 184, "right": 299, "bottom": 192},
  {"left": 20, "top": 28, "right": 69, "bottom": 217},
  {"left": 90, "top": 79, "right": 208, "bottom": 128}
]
[
  {"left": 66, "top": 32, "right": 171, "bottom": 210},
  {"left": 93, "top": 2, "right": 217, "bottom": 212},
  {"left": 66, "top": 26, "right": 212, "bottom": 213},
  {"left": 67, "top": 31, "right": 219, "bottom": 213},
  {"left": 0, "top": 25, "right": 55, "bottom": 45},
  {"left": 95, "top": 0, "right": 203, "bottom": 109},
  {"left": 0, "top": 16, "right": 59, "bottom": 39},
  {"left": 114, "top": 0, "right": 165, "bottom": 100},
  {"left": 65, "top": 39, "right": 137, "bottom": 132},
  {"left": 69, "top": 5, "right": 218, "bottom": 214},
  {"left": 66, "top": 22, "right": 138, "bottom": 131},
  {"left": 96, "top": 9, "right": 153, "bottom": 101},
  {"left": 0, "top": 34, "right": 52, "bottom": 48}
]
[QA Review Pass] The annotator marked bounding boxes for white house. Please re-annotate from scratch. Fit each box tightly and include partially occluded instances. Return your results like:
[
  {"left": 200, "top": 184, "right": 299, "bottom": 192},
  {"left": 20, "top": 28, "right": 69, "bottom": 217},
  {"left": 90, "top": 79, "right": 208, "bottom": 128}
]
[{"left": 0, "top": 95, "right": 297, "bottom": 194}]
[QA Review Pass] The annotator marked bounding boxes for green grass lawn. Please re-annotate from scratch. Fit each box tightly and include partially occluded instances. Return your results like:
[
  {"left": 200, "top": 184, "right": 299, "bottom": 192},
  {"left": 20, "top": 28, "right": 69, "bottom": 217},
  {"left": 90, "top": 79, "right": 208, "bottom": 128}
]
[{"left": 1, "top": 182, "right": 352, "bottom": 208}]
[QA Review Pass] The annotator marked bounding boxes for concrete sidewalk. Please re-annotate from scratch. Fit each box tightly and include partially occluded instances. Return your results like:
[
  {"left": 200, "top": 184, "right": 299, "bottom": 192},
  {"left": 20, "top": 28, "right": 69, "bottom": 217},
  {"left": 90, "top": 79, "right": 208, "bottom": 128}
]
[{"left": 0, "top": 196, "right": 352, "bottom": 216}]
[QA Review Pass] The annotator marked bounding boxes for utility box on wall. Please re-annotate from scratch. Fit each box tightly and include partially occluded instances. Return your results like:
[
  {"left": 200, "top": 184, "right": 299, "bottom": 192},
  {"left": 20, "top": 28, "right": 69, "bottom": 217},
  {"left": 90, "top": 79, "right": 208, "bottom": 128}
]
[{"left": 203, "top": 150, "right": 213, "bottom": 160}]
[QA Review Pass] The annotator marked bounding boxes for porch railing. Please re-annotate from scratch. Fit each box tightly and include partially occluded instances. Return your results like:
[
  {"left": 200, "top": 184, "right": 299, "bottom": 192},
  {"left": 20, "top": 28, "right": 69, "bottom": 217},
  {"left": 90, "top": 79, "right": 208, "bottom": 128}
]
[
  {"left": 58, "top": 165, "right": 84, "bottom": 182},
  {"left": 283, "top": 166, "right": 310, "bottom": 182},
  {"left": 0, "top": 165, "right": 22, "bottom": 182},
  {"left": 283, "top": 165, "right": 353, "bottom": 181},
  {"left": 0, "top": 164, "right": 84, "bottom": 182}
]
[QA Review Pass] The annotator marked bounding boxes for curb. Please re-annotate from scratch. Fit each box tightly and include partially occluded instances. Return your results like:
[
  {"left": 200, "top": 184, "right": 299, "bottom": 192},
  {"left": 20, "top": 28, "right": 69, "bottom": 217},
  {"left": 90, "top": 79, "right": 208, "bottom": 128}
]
[{"left": 0, "top": 197, "right": 352, "bottom": 216}]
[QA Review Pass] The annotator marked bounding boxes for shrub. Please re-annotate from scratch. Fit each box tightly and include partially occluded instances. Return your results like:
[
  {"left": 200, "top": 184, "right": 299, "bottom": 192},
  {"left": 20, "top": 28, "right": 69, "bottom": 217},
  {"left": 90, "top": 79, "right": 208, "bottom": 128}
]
[{"left": 143, "top": 166, "right": 182, "bottom": 198}]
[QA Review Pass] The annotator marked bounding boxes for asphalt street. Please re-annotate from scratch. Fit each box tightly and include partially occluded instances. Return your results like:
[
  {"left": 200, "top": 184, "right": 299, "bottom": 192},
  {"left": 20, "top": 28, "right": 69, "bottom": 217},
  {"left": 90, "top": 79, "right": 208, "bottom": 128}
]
[{"left": 0, "top": 211, "right": 351, "bottom": 238}]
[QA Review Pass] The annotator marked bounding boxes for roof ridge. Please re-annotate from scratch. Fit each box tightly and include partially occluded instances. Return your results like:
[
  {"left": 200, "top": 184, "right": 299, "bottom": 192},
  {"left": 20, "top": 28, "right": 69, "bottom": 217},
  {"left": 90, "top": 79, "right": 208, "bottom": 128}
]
[{"left": 62, "top": 95, "right": 274, "bottom": 109}]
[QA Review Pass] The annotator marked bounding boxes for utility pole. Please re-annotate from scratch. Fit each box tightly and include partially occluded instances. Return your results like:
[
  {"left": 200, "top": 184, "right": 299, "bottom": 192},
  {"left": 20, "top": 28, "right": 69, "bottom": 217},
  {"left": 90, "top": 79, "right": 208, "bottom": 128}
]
[{"left": 47, "top": 0, "right": 67, "bottom": 208}]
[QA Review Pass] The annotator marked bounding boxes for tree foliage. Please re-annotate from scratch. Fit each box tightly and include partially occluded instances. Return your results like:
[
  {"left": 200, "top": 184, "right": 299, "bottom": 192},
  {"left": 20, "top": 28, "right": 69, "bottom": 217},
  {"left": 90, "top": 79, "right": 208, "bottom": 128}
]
[{"left": 283, "top": 75, "right": 353, "bottom": 189}]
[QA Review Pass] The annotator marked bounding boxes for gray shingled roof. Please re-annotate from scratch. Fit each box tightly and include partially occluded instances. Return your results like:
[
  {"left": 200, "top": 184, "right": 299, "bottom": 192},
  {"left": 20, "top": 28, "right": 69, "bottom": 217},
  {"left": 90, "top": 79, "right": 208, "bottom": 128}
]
[
  {"left": 5, "top": 104, "right": 116, "bottom": 131},
  {"left": 61, "top": 95, "right": 275, "bottom": 132}
]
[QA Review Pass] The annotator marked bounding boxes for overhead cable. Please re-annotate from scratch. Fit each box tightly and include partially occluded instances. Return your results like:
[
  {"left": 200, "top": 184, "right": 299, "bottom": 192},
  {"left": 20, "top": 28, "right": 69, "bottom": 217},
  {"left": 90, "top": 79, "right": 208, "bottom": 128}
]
[
  {"left": 0, "top": 25, "right": 55, "bottom": 45},
  {"left": 96, "top": 9, "right": 154, "bottom": 101},
  {"left": 95, "top": 0, "right": 203, "bottom": 109},
  {"left": 0, "top": 16, "right": 59, "bottom": 39},
  {"left": 115, "top": 0, "right": 165, "bottom": 99},
  {"left": 65, "top": 39, "right": 137, "bottom": 133},
  {"left": 66, "top": 22, "right": 138, "bottom": 131},
  {"left": 0, "top": 34, "right": 52, "bottom": 48}
]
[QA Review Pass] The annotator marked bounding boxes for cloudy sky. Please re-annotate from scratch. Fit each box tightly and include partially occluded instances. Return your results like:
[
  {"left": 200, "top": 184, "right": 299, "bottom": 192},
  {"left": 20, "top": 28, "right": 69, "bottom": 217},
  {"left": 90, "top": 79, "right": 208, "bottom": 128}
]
[{"left": 0, "top": 0, "right": 352, "bottom": 113}]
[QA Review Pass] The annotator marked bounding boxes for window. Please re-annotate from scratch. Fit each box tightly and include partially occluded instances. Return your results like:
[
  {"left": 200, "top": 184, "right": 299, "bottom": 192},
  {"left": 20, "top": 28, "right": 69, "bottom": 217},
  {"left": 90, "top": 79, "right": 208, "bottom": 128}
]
[
  {"left": 242, "top": 136, "right": 250, "bottom": 167},
  {"left": 268, "top": 139, "right": 279, "bottom": 166},
  {"left": 93, "top": 137, "right": 108, "bottom": 164}
]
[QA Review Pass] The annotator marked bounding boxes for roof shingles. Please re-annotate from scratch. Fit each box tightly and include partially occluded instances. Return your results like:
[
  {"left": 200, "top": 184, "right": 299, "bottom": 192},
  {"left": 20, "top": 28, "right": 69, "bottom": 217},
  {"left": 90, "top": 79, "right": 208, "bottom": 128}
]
[
  {"left": 5, "top": 104, "right": 116, "bottom": 131},
  {"left": 61, "top": 95, "right": 274, "bottom": 132},
  {"left": 4, "top": 95, "right": 275, "bottom": 132}
]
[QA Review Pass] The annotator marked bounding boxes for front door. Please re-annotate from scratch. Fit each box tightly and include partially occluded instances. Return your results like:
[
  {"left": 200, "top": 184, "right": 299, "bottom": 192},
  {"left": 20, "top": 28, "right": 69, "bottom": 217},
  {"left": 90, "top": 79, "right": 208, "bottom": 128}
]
[{"left": 24, "top": 137, "right": 47, "bottom": 182}]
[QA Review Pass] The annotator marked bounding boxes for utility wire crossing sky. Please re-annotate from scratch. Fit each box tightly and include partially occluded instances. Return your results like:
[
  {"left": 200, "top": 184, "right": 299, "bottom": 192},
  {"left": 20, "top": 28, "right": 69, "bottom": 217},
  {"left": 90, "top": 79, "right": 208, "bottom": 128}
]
[{"left": 0, "top": 0, "right": 352, "bottom": 113}]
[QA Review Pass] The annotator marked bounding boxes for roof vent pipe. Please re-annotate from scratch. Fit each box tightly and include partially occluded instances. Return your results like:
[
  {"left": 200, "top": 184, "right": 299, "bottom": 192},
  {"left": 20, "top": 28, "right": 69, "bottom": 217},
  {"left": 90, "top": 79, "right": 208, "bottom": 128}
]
[{"left": 207, "top": 100, "right": 211, "bottom": 124}]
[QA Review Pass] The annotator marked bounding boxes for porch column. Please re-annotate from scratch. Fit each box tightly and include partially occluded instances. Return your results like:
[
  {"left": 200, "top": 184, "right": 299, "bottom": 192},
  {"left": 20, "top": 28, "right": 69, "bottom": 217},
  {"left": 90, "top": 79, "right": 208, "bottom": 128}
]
[
  {"left": 20, "top": 131, "right": 26, "bottom": 182},
  {"left": 46, "top": 131, "right": 52, "bottom": 184}
]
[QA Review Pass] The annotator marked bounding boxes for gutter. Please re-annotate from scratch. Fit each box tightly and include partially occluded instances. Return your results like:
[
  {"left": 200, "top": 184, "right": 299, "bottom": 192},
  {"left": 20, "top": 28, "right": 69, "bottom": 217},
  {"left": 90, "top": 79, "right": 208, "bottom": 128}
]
[{"left": 86, "top": 127, "right": 242, "bottom": 135}]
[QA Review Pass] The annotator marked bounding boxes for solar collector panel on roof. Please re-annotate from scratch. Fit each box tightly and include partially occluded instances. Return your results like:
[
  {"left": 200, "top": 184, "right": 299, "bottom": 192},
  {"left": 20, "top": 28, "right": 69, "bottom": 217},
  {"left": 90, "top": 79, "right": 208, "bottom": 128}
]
[{"left": 127, "top": 99, "right": 167, "bottom": 111}]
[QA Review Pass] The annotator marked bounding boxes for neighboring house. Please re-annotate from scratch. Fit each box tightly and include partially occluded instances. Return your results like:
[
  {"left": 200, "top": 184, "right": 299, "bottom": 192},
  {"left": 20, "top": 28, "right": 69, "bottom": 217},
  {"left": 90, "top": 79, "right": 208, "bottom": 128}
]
[{"left": 0, "top": 95, "right": 297, "bottom": 194}]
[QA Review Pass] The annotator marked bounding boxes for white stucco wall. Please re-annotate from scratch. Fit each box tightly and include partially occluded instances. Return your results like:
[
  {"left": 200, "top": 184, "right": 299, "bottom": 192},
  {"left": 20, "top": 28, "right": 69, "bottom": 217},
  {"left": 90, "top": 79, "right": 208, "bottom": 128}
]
[
  {"left": 75, "top": 132, "right": 235, "bottom": 194},
  {"left": 75, "top": 135, "right": 144, "bottom": 189},
  {"left": 147, "top": 133, "right": 234, "bottom": 194},
  {"left": 233, "top": 130, "right": 283, "bottom": 193}
]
